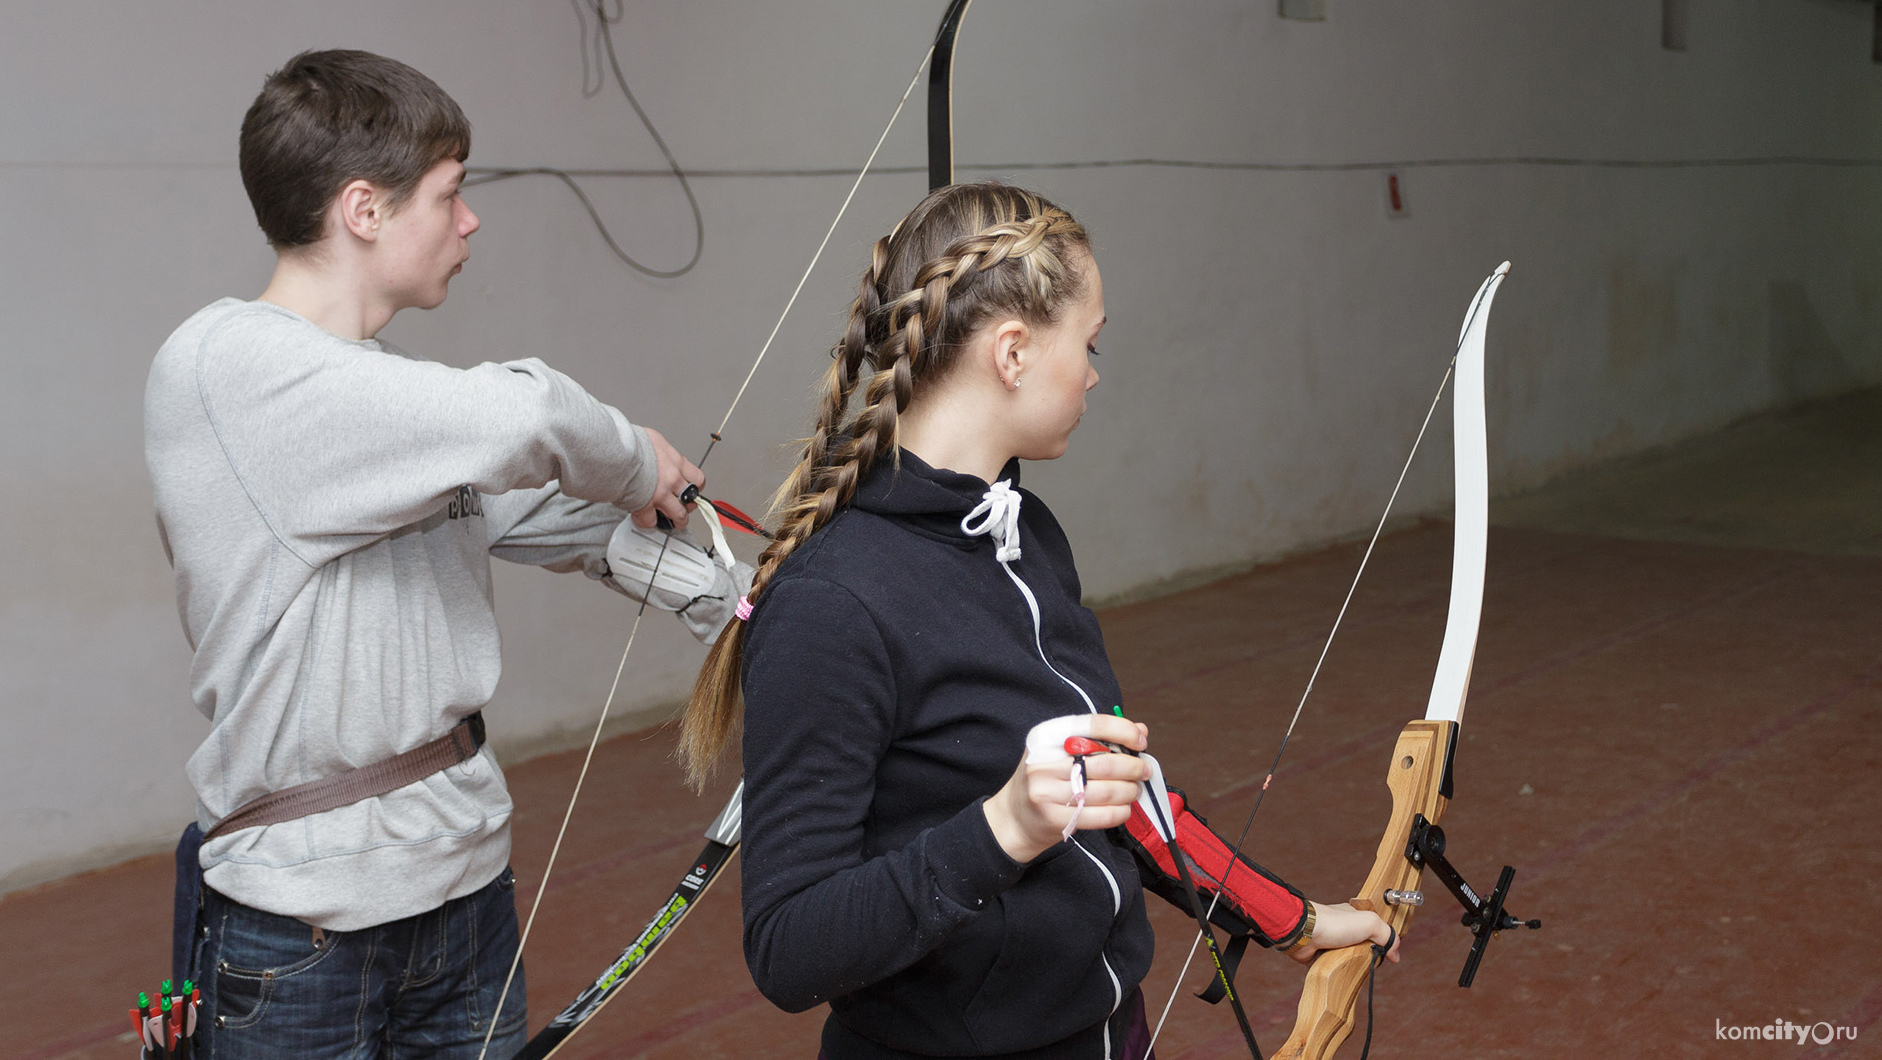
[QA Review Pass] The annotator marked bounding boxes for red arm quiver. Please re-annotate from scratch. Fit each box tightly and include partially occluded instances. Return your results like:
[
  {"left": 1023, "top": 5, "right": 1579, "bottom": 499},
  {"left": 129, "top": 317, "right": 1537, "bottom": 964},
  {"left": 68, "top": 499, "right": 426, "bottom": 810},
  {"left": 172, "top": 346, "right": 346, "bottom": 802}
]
[{"left": 1123, "top": 787, "right": 1308, "bottom": 950}]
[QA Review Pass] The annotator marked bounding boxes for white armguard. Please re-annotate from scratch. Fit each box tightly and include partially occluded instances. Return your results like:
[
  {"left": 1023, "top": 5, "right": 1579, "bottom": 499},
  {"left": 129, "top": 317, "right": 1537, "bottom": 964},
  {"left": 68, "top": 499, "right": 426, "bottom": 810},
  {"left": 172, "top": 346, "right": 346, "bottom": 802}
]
[{"left": 605, "top": 505, "right": 753, "bottom": 645}]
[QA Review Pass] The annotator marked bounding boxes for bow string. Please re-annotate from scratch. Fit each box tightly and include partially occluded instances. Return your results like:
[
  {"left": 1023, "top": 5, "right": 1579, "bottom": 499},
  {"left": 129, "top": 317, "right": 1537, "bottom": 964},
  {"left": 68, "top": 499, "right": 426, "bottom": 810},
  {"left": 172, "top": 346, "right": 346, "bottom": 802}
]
[{"left": 479, "top": 5, "right": 975, "bottom": 1057}]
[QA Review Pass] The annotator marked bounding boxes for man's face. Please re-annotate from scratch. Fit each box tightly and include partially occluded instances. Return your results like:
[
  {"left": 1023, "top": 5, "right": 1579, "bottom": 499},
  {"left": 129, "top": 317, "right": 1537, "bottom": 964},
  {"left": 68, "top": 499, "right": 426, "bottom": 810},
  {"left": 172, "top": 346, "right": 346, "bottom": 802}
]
[{"left": 374, "top": 159, "right": 479, "bottom": 311}]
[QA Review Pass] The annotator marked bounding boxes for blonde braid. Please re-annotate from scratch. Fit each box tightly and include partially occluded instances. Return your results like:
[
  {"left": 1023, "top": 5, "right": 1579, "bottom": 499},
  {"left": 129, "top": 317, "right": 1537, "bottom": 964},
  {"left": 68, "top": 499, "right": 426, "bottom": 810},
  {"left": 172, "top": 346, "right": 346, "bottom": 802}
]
[{"left": 681, "top": 183, "right": 1090, "bottom": 787}]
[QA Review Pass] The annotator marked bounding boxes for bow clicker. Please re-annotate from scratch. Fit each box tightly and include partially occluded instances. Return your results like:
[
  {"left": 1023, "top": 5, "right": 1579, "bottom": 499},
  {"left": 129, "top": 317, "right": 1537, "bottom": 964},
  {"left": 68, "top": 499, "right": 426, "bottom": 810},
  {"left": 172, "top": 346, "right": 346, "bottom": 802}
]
[
  {"left": 1149, "top": 265, "right": 1542, "bottom": 1060},
  {"left": 489, "top": 5, "right": 975, "bottom": 1057}
]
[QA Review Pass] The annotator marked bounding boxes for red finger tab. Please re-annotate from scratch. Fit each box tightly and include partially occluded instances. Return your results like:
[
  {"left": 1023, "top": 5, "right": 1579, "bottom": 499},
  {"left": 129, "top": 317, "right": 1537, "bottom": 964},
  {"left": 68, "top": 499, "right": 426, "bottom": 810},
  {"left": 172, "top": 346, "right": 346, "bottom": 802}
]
[{"left": 1064, "top": 736, "right": 1108, "bottom": 757}]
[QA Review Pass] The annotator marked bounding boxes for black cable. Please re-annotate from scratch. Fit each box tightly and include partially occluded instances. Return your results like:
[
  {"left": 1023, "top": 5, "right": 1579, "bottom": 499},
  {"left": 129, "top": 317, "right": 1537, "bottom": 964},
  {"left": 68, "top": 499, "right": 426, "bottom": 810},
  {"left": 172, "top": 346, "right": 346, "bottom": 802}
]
[
  {"left": 967, "top": 154, "right": 1882, "bottom": 173},
  {"left": 573, "top": 0, "right": 607, "bottom": 98},
  {"left": 464, "top": 0, "right": 703, "bottom": 279},
  {"left": 1145, "top": 792, "right": 1265, "bottom": 1059},
  {"left": 1355, "top": 926, "right": 1396, "bottom": 1060},
  {"left": 471, "top": 154, "right": 1882, "bottom": 183}
]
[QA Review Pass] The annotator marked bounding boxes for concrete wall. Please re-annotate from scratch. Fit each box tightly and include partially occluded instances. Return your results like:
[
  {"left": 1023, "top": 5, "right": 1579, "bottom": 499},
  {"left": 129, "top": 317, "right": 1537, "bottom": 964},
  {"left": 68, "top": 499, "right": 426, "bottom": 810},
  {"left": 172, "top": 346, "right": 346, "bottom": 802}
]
[{"left": 4, "top": 0, "right": 1878, "bottom": 891}]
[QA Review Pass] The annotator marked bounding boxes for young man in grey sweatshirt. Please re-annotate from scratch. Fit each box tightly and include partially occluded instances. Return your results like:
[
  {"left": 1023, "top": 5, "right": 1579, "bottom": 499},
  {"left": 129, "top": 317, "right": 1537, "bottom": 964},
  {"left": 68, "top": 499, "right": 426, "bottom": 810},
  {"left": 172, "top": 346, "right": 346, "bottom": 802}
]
[{"left": 144, "top": 50, "right": 732, "bottom": 1058}]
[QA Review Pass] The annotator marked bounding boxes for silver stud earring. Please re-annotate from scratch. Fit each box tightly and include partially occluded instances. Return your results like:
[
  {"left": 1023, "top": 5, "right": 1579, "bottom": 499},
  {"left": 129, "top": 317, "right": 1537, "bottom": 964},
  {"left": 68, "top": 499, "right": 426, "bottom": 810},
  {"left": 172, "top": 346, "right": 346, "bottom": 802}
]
[{"left": 1014, "top": 376, "right": 1022, "bottom": 388}]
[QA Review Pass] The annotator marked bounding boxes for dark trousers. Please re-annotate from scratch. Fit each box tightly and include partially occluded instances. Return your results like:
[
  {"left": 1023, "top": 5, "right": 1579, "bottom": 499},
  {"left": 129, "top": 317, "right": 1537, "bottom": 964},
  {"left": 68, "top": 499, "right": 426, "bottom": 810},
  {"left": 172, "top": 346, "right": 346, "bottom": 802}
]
[{"left": 193, "top": 868, "right": 528, "bottom": 1059}]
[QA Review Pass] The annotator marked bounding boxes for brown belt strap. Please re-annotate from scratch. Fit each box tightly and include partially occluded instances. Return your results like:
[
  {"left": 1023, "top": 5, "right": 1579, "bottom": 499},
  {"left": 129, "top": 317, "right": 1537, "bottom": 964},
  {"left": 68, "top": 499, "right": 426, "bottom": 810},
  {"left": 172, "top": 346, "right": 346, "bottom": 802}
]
[{"left": 204, "top": 712, "right": 486, "bottom": 842}]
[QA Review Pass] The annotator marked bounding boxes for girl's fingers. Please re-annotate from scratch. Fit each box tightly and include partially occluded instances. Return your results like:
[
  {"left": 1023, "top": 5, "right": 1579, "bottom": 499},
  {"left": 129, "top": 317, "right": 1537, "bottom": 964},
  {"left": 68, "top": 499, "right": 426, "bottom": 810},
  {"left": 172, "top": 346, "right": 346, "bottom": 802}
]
[
  {"left": 1030, "top": 762, "right": 1074, "bottom": 783},
  {"left": 1022, "top": 773, "right": 1138, "bottom": 825},
  {"left": 1025, "top": 752, "right": 1142, "bottom": 791},
  {"left": 1068, "top": 803, "right": 1135, "bottom": 831},
  {"left": 1026, "top": 779, "right": 1139, "bottom": 807},
  {"left": 1076, "top": 779, "right": 1143, "bottom": 807},
  {"left": 1029, "top": 778, "right": 1077, "bottom": 805},
  {"left": 1085, "top": 714, "right": 1146, "bottom": 751},
  {"left": 1077, "top": 754, "right": 1147, "bottom": 783}
]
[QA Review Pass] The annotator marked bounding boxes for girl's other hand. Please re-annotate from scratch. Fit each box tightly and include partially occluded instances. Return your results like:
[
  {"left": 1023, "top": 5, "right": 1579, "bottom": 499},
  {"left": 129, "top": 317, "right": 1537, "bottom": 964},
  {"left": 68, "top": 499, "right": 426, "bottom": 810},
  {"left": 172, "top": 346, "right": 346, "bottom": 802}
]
[
  {"left": 1287, "top": 902, "right": 1401, "bottom": 965},
  {"left": 983, "top": 714, "right": 1148, "bottom": 863}
]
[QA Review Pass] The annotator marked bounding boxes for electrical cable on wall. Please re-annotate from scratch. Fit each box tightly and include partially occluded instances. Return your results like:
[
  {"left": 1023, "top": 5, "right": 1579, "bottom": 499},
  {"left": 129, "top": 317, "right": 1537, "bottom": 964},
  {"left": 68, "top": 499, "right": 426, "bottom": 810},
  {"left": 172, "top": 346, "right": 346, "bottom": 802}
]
[
  {"left": 465, "top": 0, "right": 704, "bottom": 278},
  {"left": 469, "top": 154, "right": 1882, "bottom": 183},
  {"left": 572, "top": 0, "right": 616, "bottom": 99},
  {"left": 457, "top": 0, "right": 1879, "bottom": 277}
]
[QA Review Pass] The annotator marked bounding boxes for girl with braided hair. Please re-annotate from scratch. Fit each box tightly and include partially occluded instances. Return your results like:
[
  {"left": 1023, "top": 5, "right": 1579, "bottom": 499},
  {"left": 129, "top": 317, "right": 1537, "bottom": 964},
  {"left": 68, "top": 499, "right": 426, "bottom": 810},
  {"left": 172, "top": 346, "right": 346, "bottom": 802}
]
[{"left": 683, "top": 183, "right": 1395, "bottom": 1059}]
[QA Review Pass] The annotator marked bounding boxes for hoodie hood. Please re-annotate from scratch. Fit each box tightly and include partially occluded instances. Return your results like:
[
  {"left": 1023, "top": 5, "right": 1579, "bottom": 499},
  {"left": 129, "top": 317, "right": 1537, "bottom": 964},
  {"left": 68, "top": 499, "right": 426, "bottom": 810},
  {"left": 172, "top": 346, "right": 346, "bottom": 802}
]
[{"left": 850, "top": 449, "right": 1023, "bottom": 534}]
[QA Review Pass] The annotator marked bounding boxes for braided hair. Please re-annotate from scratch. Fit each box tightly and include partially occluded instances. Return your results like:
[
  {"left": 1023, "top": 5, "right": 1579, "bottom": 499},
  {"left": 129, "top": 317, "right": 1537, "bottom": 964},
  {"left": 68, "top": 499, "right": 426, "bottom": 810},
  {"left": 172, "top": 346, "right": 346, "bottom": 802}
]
[{"left": 681, "top": 182, "right": 1091, "bottom": 786}]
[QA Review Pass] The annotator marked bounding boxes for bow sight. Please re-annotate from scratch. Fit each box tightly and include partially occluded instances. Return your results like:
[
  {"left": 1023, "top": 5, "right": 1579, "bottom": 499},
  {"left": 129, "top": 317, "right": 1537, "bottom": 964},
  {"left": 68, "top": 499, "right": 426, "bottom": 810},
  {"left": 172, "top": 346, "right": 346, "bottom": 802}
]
[{"left": 1392, "top": 814, "right": 1543, "bottom": 987}]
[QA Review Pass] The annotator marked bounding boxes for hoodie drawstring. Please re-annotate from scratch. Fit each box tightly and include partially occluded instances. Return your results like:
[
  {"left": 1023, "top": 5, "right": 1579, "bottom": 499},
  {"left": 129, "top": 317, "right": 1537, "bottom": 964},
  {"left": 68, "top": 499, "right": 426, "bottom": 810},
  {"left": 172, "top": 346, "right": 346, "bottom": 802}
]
[
  {"left": 961, "top": 481, "right": 1125, "bottom": 1056},
  {"left": 960, "top": 481, "right": 1098, "bottom": 714},
  {"left": 960, "top": 480, "right": 1024, "bottom": 562}
]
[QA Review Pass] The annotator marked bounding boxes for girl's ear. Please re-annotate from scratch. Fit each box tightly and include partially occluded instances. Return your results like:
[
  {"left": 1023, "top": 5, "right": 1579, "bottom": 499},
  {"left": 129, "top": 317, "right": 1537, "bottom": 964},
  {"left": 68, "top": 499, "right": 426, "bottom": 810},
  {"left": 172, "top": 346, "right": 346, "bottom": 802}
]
[{"left": 990, "top": 318, "right": 1029, "bottom": 391}]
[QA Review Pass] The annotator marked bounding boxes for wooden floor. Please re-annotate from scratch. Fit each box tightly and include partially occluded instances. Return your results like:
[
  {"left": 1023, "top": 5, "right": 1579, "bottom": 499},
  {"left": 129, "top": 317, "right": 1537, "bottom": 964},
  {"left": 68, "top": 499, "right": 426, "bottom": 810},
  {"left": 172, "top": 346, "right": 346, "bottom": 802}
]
[{"left": 7, "top": 391, "right": 1880, "bottom": 1060}]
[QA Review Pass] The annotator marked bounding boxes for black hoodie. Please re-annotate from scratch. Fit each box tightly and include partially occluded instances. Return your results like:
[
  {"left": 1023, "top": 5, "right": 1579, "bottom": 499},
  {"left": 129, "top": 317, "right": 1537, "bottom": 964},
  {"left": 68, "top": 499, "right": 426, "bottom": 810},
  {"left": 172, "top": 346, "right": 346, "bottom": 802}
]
[{"left": 740, "top": 451, "right": 1152, "bottom": 1059}]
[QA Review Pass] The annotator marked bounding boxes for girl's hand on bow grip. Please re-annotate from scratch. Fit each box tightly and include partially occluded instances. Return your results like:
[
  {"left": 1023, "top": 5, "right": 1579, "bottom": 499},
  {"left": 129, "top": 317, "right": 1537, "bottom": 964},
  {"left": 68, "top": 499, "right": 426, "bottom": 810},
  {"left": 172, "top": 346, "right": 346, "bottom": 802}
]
[{"left": 1286, "top": 903, "right": 1402, "bottom": 965}]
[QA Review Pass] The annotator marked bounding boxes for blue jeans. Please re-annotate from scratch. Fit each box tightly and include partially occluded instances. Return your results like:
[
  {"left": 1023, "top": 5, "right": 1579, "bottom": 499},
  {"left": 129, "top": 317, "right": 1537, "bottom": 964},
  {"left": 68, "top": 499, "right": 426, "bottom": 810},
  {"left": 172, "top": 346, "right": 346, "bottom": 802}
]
[{"left": 194, "top": 868, "right": 528, "bottom": 1059}]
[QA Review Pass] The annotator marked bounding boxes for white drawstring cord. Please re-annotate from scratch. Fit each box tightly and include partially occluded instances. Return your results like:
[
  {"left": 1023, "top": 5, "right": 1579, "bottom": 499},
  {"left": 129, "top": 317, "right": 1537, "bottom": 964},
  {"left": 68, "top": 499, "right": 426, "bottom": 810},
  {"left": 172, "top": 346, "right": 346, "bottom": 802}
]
[
  {"left": 961, "top": 484, "right": 1096, "bottom": 714},
  {"left": 960, "top": 480, "right": 1023, "bottom": 562},
  {"left": 965, "top": 481, "right": 1125, "bottom": 1058}
]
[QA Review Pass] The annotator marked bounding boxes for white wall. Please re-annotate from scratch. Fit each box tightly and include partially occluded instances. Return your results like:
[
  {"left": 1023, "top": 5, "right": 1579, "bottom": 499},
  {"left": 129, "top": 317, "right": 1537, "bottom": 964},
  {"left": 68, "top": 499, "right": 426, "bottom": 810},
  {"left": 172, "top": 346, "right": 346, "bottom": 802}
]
[{"left": 4, "top": 0, "right": 1878, "bottom": 890}]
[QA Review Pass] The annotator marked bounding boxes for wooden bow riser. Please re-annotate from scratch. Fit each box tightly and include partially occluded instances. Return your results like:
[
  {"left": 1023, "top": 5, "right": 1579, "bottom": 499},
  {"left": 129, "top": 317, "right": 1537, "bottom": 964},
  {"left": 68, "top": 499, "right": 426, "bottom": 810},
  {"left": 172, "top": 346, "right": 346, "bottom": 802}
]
[{"left": 1275, "top": 719, "right": 1454, "bottom": 1060}]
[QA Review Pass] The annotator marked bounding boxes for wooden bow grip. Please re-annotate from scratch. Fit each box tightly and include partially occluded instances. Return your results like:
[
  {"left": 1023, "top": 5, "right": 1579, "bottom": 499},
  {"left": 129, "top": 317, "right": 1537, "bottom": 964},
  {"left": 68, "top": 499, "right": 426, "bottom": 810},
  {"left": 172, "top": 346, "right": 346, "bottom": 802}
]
[{"left": 1274, "top": 719, "right": 1454, "bottom": 1060}]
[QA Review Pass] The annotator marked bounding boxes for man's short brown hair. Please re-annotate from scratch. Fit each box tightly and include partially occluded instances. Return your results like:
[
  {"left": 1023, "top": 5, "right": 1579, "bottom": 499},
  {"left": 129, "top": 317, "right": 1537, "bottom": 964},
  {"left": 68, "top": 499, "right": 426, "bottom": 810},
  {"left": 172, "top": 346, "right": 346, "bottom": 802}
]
[{"left": 240, "top": 50, "right": 472, "bottom": 249}]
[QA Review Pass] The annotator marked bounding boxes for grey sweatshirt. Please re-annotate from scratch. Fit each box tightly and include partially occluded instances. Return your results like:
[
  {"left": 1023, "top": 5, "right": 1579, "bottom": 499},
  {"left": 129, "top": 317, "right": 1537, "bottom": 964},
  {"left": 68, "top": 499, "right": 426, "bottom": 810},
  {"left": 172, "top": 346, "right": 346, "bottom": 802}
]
[{"left": 146, "top": 298, "right": 657, "bottom": 930}]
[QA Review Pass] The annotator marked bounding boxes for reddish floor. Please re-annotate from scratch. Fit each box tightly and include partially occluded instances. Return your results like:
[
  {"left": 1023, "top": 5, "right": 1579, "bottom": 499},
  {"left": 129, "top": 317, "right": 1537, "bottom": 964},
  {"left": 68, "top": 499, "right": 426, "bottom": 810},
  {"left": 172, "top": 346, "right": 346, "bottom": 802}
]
[{"left": 6, "top": 522, "right": 1880, "bottom": 1059}]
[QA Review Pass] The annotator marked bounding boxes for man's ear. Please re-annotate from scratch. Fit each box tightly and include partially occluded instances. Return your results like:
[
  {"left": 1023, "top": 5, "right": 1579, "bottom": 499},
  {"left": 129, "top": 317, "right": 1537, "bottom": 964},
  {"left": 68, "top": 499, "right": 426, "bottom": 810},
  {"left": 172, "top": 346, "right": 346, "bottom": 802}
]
[
  {"left": 990, "top": 318, "right": 1030, "bottom": 391},
  {"left": 334, "top": 179, "right": 383, "bottom": 243}
]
